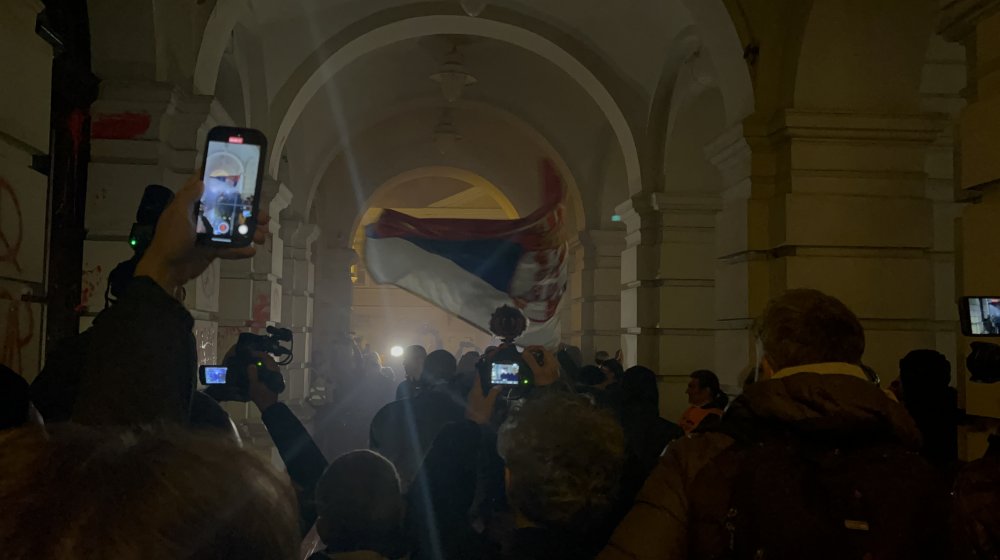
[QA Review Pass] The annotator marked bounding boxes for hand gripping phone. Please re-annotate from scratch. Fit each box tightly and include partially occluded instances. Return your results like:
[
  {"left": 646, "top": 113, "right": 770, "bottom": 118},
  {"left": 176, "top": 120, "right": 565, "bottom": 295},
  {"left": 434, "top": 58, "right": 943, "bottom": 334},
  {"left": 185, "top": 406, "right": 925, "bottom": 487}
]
[{"left": 196, "top": 126, "right": 267, "bottom": 247}]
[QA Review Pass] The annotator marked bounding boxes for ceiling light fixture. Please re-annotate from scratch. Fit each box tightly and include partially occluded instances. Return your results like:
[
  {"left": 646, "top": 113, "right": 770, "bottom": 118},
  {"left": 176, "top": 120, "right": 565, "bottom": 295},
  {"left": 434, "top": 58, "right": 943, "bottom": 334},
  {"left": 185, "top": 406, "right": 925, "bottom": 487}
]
[
  {"left": 430, "top": 46, "right": 477, "bottom": 103},
  {"left": 433, "top": 109, "right": 462, "bottom": 155},
  {"left": 460, "top": 0, "right": 488, "bottom": 17}
]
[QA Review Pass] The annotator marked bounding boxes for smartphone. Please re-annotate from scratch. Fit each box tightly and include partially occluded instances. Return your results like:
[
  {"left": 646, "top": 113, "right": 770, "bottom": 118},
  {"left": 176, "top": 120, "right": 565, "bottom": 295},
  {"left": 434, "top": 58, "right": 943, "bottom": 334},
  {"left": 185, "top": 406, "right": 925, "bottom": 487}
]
[
  {"left": 959, "top": 296, "right": 1000, "bottom": 336},
  {"left": 197, "top": 126, "right": 267, "bottom": 247},
  {"left": 199, "top": 365, "right": 229, "bottom": 385},
  {"left": 491, "top": 362, "right": 522, "bottom": 385}
]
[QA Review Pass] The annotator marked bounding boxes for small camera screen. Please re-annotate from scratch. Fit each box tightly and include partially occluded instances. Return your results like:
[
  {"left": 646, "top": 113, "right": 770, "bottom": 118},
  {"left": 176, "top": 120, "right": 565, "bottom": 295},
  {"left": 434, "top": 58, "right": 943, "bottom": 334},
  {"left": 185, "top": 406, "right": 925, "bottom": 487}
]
[
  {"left": 967, "top": 297, "right": 1000, "bottom": 335},
  {"left": 204, "top": 366, "right": 228, "bottom": 384},
  {"left": 491, "top": 363, "right": 520, "bottom": 385},
  {"left": 198, "top": 140, "right": 260, "bottom": 243}
]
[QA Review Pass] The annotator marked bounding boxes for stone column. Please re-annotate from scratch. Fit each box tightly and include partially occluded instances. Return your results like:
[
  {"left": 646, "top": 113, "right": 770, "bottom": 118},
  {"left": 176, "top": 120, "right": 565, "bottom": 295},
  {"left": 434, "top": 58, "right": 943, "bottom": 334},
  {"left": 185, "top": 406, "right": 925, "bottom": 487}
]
[
  {"left": 311, "top": 244, "right": 359, "bottom": 399},
  {"left": 570, "top": 230, "right": 625, "bottom": 362},
  {"left": 279, "top": 214, "right": 320, "bottom": 412},
  {"left": 619, "top": 192, "right": 721, "bottom": 418},
  {"left": 940, "top": 0, "right": 1000, "bottom": 459},
  {"left": 739, "top": 110, "right": 945, "bottom": 378},
  {"left": 709, "top": 126, "right": 757, "bottom": 393},
  {"left": 217, "top": 179, "right": 292, "bottom": 444}
]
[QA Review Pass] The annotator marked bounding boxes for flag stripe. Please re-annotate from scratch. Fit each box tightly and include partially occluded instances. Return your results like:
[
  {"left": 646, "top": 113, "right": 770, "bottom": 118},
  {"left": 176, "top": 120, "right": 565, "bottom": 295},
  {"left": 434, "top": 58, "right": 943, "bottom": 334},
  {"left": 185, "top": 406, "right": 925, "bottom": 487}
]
[{"left": 365, "top": 236, "right": 561, "bottom": 347}]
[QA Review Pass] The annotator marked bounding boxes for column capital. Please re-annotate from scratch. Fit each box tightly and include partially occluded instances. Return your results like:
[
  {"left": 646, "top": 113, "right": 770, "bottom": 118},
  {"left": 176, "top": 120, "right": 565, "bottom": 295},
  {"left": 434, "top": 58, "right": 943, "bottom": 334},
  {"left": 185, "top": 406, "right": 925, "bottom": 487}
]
[
  {"left": 938, "top": 0, "right": 1000, "bottom": 42},
  {"left": 765, "top": 109, "right": 948, "bottom": 144},
  {"left": 262, "top": 180, "right": 293, "bottom": 235}
]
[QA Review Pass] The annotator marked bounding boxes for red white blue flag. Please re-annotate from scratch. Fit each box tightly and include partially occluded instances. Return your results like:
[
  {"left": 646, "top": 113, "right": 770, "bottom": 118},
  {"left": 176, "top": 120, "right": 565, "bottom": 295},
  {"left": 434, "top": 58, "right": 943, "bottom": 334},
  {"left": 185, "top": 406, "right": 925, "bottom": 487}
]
[{"left": 364, "top": 161, "right": 569, "bottom": 348}]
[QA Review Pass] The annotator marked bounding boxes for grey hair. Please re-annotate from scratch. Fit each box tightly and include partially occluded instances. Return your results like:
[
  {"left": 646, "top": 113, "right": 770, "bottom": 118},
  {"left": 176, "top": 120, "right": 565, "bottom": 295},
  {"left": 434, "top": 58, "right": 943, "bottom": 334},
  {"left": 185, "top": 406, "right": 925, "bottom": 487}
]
[{"left": 497, "top": 393, "right": 624, "bottom": 532}]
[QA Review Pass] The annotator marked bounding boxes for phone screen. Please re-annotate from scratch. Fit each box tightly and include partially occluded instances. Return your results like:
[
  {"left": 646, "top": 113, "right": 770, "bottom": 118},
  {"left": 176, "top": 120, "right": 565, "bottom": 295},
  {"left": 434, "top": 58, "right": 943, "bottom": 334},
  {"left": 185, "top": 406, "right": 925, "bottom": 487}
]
[
  {"left": 964, "top": 297, "right": 1000, "bottom": 336},
  {"left": 203, "top": 366, "right": 228, "bottom": 384},
  {"left": 197, "top": 137, "right": 261, "bottom": 244},
  {"left": 491, "top": 362, "right": 520, "bottom": 385}
]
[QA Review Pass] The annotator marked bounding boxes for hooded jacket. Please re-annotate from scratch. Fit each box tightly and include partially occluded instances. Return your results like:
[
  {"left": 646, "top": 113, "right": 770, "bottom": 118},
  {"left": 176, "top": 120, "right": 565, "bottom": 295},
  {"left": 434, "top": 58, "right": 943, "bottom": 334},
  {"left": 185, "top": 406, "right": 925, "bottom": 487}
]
[{"left": 599, "top": 365, "right": 934, "bottom": 560}]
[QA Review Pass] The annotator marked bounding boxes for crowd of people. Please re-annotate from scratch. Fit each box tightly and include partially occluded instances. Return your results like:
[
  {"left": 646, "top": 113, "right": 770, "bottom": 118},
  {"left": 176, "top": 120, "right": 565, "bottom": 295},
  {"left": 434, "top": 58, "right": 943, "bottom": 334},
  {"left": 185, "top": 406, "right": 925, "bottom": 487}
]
[{"left": 1, "top": 175, "right": 999, "bottom": 560}]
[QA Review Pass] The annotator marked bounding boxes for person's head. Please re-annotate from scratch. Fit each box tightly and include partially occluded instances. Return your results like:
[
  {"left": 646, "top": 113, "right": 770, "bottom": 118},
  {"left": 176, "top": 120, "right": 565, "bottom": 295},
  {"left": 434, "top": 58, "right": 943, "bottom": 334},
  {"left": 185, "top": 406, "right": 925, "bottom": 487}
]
[
  {"left": 754, "top": 289, "right": 865, "bottom": 378},
  {"left": 561, "top": 345, "right": 583, "bottom": 369},
  {"left": 899, "top": 349, "right": 951, "bottom": 397},
  {"left": 0, "top": 365, "right": 33, "bottom": 430},
  {"left": 315, "top": 450, "right": 403, "bottom": 556},
  {"left": 577, "top": 365, "right": 606, "bottom": 386},
  {"left": 623, "top": 366, "right": 660, "bottom": 409},
  {"left": 189, "top": 391, "right": 241, "bottom": 444},
  {"left": 364, "top": 352, "right": 383, "bottom": 376},
  {"left": 422, "top": 349, "right": 457, "bottom": 385},
  {"left": 600, "top": 359, "right": 624, "bottom": 383},
  {"left": 0, "top": 425, "right": 299, "bottom": 559},
  {"left": 687, "top": 369, "right": 724, "bottom": 407},
  {"left": 498, "top": 393, "right": 625, "bottom": 533},
  {"left": 403, "top": 345, "right": 427, "bottom": 380},
  {"left": 595, "top": 350, "right": 611, "bottom": 364},
  {"left": 457, "top": 351, "right": 481, "bottom": 376}
]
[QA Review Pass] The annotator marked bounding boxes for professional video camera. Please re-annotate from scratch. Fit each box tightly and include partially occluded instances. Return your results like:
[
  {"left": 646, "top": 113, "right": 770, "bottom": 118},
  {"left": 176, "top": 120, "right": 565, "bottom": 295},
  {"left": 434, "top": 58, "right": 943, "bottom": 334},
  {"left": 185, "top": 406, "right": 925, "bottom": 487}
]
[
  {"left": 201, "top": 326, "right": 294, "bottom": 402},
  {"left": 476, "top": 305, "right": 544, "bottom": 395}
]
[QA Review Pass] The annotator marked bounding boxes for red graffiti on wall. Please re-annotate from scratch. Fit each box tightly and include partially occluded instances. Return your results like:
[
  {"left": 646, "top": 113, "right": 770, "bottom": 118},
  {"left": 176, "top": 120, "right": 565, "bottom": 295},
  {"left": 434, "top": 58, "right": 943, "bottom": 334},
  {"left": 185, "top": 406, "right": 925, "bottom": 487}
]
[
  {"left": 79, "top": 264, "right": 104, "bottom": 312},
  {"left": 0, "top": 178, "right": 23, "bottom": 273},
  {"left": 251, "top": 293, "right": 271, "bottom": 328},
  {"left": 91, "top": 112, "right": 151, "bottom": 140},
  {"left": 0, "top": 289, "right": 33, "bottom": 374},
  {"left": 68, "top": 109, "right": 87, "bottom": 156}
]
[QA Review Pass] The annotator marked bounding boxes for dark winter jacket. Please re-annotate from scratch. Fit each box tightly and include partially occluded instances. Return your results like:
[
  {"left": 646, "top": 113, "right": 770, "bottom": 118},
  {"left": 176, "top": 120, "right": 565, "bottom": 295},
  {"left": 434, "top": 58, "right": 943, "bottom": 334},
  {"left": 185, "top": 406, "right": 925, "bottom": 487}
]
[
  {"left": 32, "top": 277, "right": 196, "bottom": 425},
  {"left": 369, "top": 384, "right": 466, "bottom": 490},
  {"left": 599, "top": 365, "right": 943, "bottom": 560}
]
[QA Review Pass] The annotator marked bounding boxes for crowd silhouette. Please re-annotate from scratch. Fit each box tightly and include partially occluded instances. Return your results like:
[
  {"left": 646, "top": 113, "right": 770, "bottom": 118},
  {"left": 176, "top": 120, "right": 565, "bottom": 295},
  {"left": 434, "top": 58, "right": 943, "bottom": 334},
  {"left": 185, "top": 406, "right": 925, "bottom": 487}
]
[{"left": 2, "top": 176, "right": 999, "bottom": 559}]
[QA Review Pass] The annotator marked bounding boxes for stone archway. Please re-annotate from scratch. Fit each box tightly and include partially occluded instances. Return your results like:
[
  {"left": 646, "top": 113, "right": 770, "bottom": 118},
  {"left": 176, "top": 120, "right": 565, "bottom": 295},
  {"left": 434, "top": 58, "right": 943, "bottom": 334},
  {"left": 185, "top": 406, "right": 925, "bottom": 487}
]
[{"left": 264, "top": 14, "right": 643, "bottom": 194}]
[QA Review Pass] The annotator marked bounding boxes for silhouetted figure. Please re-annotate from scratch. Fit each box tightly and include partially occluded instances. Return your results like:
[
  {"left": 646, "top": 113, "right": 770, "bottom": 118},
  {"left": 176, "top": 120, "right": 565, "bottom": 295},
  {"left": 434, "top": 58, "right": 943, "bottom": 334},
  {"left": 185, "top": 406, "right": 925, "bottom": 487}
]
[
  {"left": 396, "top": 345, "right": 428, "bottom": 401},
  {"left": 371, "top": 350, "right": 464, "bottom": 490},
  {"left": 311, "top": 450, "right": 406, "bottom": 560},
  {"left": 0, "top": 365, "right": 35, "bottom": 430},
  {"left": 898, "top": 349, "right": 960, "bottom": 470},
  {"left": 611, "top": 366, "right": 683, "bottom": 533},
  {"left": 952, "top": 433, "right": 1000, "bottom": 560}
]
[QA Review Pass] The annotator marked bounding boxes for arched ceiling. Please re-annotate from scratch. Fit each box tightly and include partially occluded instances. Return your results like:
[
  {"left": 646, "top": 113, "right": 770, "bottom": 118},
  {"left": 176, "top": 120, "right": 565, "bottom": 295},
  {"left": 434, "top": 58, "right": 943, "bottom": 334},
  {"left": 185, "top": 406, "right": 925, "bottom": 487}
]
[
  {"left": 282, "top": 35, "right": 615, "bottom": 222},
  {"left": 194, "top": 0, "right": 755, "bottom": 240},
  {"left": 249, "top": 0, "right": 687, "bottom": 102}
]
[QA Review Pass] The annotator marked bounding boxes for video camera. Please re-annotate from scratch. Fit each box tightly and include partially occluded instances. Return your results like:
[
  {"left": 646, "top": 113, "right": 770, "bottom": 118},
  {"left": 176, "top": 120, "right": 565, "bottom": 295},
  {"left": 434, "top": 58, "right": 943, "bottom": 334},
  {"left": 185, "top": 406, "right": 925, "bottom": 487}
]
[
  {"left": 201, "top": 326, "right": 294, "bottom": 402},
  {"left": 476, "top": 306, "right": 543, "bottom": 395}
]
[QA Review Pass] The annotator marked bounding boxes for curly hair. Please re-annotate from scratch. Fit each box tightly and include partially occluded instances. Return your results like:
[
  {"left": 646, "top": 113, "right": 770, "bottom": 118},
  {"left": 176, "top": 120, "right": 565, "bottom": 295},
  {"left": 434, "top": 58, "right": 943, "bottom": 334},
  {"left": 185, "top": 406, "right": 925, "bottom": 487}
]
[
  {"left": 497, "top": 393, "right": 625, "bottom": 532},
  {"left": 755, "top": 289, "right": 865, "bottom": 370}
]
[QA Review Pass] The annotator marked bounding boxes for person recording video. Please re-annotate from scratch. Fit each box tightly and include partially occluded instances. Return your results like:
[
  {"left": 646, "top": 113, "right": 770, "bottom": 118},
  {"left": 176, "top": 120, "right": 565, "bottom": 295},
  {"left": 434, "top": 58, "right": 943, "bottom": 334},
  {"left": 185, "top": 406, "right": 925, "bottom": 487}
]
[
  {"left": 31, "top": 176, "right": 330, "bottom": 531},
  {"left": 32, "top": 177, "right": 263, "bottom": 426}
]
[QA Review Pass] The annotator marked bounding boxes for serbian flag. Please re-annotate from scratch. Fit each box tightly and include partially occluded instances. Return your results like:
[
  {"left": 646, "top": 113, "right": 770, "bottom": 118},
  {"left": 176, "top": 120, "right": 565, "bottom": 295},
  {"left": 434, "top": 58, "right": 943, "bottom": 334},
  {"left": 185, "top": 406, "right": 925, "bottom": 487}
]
[{"left": 364, "top": 161, "right": 569, "bottom": 348}]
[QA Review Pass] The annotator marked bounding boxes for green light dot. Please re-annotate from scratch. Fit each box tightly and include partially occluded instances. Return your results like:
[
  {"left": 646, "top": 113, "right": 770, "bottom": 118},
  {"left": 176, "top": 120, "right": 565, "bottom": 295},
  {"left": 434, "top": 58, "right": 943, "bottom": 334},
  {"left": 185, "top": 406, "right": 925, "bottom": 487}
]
[
  {"left": 129, "top": 239, "right": 137, "bottom": 246},
  {"left": 257, "top": 362, "right": 263, "bottom": 367}
]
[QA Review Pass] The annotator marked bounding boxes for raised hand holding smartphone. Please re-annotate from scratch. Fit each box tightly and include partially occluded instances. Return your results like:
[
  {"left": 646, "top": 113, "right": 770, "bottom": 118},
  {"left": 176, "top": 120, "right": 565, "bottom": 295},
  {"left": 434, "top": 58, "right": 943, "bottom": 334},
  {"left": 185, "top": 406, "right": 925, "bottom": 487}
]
[{"left": 197, "top": 126, "right": 267, "bottom": 247}]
